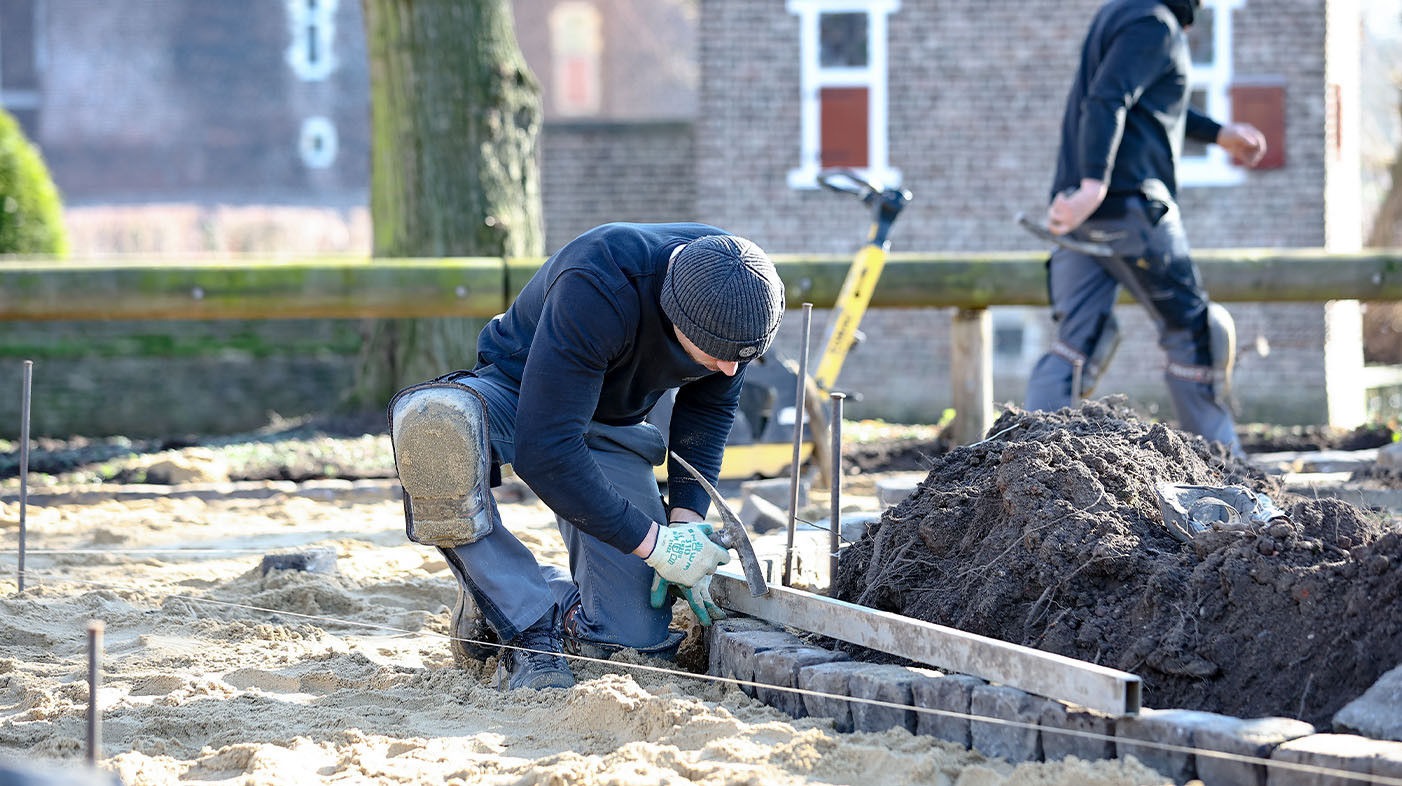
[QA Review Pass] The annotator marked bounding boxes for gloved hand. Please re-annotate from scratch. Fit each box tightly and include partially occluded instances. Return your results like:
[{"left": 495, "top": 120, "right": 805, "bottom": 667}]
[
  {"left": 642, "top": 521, "right": 731, "bottom": 587},
  {"left": 643, "top": 522, "right": 731, "bottom": 625},
  {"left": 650, "top": 572, "right": 728, "bottom": 626}
]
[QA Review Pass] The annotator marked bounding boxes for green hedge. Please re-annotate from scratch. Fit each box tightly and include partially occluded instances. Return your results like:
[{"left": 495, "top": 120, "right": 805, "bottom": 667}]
[{"left": 0, "top": 107, "right": 66, "bottom": 256}]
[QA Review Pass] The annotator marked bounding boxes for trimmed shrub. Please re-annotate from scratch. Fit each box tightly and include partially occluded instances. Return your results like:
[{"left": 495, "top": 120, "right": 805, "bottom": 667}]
[{"left": 0, "top": 107, "right": 66, "bottom": 256}]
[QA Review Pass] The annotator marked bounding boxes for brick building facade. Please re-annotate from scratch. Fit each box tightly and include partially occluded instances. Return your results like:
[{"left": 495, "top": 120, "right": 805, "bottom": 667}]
[
  {"left": 5, "top": 0, "right": 697, "bottom": 253},
  {"left": 0, "top": 0, "right": 1371, "bottom": 434},
  {"left": 696, "top": 0, "right": 1366, "bottom": 427}
]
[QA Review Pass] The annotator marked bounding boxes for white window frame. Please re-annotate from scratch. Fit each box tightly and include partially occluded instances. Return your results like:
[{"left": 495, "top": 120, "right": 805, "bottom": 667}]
[
  {"left": 787, "top": 0, "right": 901, "bottom": 190},
  {"left": 1180, "top": 0, "right": 1245, "bottom": 187},
  {"left": 991, "top": 306, "right": 1047, "bottom": 368},
  {"left": 299, "top": 116, "right": 338, "bottom": 168},
  {"left": 549, "top": 1, "right": 604, "bottom": 117},
  {"left": 285, "top": 0, "right": 339, "bottom": 82}
]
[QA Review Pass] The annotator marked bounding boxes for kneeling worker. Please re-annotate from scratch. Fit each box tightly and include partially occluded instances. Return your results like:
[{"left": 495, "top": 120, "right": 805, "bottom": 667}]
[{"left": 389, "top": 223, "right": 786, "bottom": 690}]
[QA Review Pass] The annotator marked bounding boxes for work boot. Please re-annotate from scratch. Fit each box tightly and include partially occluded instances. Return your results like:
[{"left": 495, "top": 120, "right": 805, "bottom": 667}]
[
  {"left": 449, "top": 583, "right": 498, "bottom": 665},
  {"left": 494, "top": 607, "right": 575, "bottom": 691},
  {"left": 561, "top": 601, "right": 686, "bottom": 661}
]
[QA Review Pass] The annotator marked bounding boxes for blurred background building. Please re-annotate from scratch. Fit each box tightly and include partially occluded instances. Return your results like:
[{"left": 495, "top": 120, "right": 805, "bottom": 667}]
[{"left": 1, "top": 0, "right": 1398, "bottom": 435}]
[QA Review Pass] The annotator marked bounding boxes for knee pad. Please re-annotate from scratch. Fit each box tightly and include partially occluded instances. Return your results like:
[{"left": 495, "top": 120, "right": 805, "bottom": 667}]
[
  {"left": 1050, "top": 312, "right": 1121, "bottom": 400},
  {"left": 1164, "top": 302, "right": 1235, "bottom": 409},
  {"left": 1207, "top": 302, "right": 1236, "bottom": 408},
  {"left": 388, "top": 380, "right": 498, "bottom": 547}
]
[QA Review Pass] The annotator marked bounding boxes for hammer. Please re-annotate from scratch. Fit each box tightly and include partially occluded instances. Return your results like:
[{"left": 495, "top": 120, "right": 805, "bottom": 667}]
[
  {"left": 1015, "top": 211, "right": 1116, "bottom": 258},
  {"left": 669, "top": 451, "right": 771, "bottom": 597}
]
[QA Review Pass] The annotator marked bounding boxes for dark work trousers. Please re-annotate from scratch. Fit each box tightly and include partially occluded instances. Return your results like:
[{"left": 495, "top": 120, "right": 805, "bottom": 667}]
[
  {"left": 1024, "top": 198, "right": 1242, "bottom": 454},
  {"left": 436, "top": 364, "right": 675, "bottom": 651}
]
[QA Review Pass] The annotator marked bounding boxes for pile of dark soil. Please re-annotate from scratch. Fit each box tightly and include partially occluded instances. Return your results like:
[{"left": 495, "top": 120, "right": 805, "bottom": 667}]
[
  {"left": 1238, "top": 422, "right": 1395, "bottom": 453},
  {"left": 843, "top": 437, "right": 950, "bottom": 475},
  {"left": 1351, "top": 463, "right": 1402, "bottom": 490},
  {"left": 834, "top": 398, "right": 1402, "bottom": 727}
]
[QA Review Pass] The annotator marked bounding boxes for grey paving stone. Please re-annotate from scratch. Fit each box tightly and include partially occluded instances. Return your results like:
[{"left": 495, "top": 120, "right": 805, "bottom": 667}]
[
  {"left": 970, "top": 684, "right": 1047, "bottom": 764},
  {"left": 1039, "top": 701, "right": 1116, "bottom": 763},
  {"left": 799, "top": 661, "right": 869, "bottom": 733},
  {"left": 1268, "top": 733, "right": 1393, "bottom": 786},
  {"left": 914, "top": 674, "right": 984, "bottom": 748},
  {"left": 741, "top": 476, "right": 808, "bottom": 509},
  {"left": 876, "top": 475, "right": 921, "bottom": 507},
  {"left": 752, "top": 646, "right": 849, "bottom": 718},
  {"left": 1195, "top": 716, "right": 1315, "bottom": 786},
  {"left": 738, "top": 493, "right": 788, "bottom": 534},
  {"left": 713, "top": 630, "right": 805, "bottom": 696},
  {"left": 260, "top": 547, "right": 337, "bottom": 575},
  {"left": 1117, "top": 708, "right": 1239, "bottom": 785},
  {"left": 705, "top": 617, "right": 780, "bottom": 677},
  {"left": 848, "top": 665, "right": 942, "bottom": 734},
  {"left": 1371, "top": 740, "right": 1402, "bottom": 782},
  {"left": 1334, "top": 663, "right": 1402, "bottom": 743}
]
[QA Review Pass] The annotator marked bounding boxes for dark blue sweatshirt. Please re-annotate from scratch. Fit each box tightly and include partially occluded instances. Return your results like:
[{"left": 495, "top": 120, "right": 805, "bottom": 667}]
[
  {"left": 1052, "top": 0, "right": 1223, "bottom": 208},
  {"left": 475, "top": 222, "right": 747, "bottom": 553}
]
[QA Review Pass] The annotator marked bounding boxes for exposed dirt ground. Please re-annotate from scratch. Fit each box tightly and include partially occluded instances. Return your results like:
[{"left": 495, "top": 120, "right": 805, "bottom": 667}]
[
  {"left": 833, "top": 398, "right": 1402, "bottom": 728},
  {"left": 1236, "top": 422, "right": 1395, "bottom": 454}
]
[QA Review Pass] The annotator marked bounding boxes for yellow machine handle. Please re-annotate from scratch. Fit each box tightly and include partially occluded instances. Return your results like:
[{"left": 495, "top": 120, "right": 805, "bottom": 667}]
[{"left": 812, "top": 244, "right": 887, "bottom": 393}]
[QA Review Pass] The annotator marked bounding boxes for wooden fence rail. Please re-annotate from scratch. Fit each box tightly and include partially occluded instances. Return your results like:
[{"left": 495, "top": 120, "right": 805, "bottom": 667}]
[
  {"left": 2, "top": 250, "right": 1397, "bottom": 442},
  {"left": 1, "top": 250, "right": 1397, "bottom": 322}
]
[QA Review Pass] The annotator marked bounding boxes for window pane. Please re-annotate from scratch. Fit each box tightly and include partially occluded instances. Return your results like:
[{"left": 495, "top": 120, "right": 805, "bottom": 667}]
[
  {"left": 820, "top": 12, "right": 867, "bottom": 68},
  {"left": 1187, "top": 7, "right": 1214, "bottom": 65},
  {"left": 820, "top": 86, "right": 868, "bottom": 168},
  {"left": 0, "top": 0, "right": 38, "bottom": 89},
  {"left": 994, "top": 325, "right": 1025, "bottom": 359},
  {"left": 1184, "top": 88, "right": 1209, "bottom": 157},
  {"left": 549, "top": 2, "right": 603, "bottom": 116}
]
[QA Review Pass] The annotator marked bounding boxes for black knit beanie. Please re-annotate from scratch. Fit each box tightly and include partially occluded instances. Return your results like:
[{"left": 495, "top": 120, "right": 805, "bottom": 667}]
[{"left": 661, "top": 235, "right": 785, "bottom": 363}]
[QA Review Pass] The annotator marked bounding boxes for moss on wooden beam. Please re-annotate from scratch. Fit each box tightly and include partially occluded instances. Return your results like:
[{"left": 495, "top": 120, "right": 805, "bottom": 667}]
[
  {"left": 0, "top": 257, "right": 506, "bottom": 321},
  {"left": 2, "top": 249, "right": 1399, "bottom": 321}
]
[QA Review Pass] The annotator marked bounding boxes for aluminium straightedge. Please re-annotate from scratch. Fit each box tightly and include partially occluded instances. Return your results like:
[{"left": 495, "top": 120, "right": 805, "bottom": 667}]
[{"left": 711, "top": 571, "right": 1141, "bottom": 717}]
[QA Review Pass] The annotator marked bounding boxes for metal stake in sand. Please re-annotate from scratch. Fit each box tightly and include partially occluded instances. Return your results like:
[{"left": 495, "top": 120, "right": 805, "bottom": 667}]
[
  {"left": 783, "top": 303, "right": 813, "bottom": 587},
  {"left": 87, "top": 620, "right": 104, "bottom": 766},
  {"left": 828, "top": 392, "right": 845, "bottom": 597},
  {"left": 17, "top": 360, "right": 32, "bottom": 594}
]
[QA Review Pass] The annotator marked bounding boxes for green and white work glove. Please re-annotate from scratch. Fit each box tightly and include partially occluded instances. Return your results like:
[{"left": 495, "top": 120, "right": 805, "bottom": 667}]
[{"left": 644, "top": 521, "right": 731, "bottom": 626}]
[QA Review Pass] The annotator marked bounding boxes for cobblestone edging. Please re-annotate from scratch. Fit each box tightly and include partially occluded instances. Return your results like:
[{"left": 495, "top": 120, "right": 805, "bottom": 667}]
[{"left": 706, "top": 617, "right": 1402, "bottom": 785}]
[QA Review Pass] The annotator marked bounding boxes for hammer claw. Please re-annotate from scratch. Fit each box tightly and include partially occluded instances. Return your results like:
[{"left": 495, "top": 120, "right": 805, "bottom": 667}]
[{"left": 668, "top": 451, "right": 771, "bottom": 597}]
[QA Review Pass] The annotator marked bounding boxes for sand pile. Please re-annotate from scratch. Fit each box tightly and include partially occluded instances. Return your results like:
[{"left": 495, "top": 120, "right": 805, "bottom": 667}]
[
  {"left": 834, "top": 398, "right": 1402, "bottom": 727},
  {"left": 2, "top": 486, "right": 1174, "bottom": 784}
]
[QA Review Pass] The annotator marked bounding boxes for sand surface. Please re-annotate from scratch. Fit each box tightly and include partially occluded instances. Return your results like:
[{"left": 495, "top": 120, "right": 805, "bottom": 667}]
[{"left": 0, "top": 487, "right": 1174, "bottom": 785}]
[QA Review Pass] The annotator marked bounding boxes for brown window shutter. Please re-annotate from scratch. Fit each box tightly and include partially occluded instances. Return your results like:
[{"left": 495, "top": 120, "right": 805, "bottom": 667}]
[
  {"left": 1229, "top": 82, "right": 1286, "bottom": 169},
  {"left": 820, "top": 86, "right": 869, "bottom": 168}
]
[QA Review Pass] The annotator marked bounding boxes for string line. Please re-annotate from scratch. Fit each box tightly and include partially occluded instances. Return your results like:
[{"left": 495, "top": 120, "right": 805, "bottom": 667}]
[{"left": 7, "top": 568, "right": 1399, "bottom": 786}]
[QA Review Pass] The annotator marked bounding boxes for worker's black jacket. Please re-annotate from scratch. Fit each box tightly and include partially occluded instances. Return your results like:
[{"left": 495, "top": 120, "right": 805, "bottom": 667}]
[
  {"left": 1051, "top": 0, "right": 1222, "bottom": 210},
  {"left": 475, "top": 222, "right": 746, "bottom": 553}
]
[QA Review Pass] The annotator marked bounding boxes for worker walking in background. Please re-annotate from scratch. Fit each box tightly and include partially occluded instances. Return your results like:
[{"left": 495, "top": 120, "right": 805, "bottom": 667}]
[
  {"left": 388, "top": 223, "right": 785, "bottom": 691},
  {"left": 1024, "top": 0, "right": 1267, "bottom": 456}
]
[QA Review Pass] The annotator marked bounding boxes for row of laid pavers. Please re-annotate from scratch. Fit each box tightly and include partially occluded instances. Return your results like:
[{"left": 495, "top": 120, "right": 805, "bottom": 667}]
[{"left": 707, "top": 617, "right": 1402, "bottom": 786}]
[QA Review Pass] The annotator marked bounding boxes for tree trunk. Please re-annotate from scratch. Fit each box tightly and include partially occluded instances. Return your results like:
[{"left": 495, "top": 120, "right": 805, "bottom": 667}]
[{"left": 352, "top": 0, "right": 544, "bottom": 408}]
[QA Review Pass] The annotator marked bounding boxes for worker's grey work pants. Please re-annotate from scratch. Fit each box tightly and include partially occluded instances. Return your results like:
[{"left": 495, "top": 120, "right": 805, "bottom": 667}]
[
  {"left": 434, "top": 364, "right": 673, "bottom": 649},
  {"left": 1024, "top": 197, "right": 1241, "bottom": 454}
]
